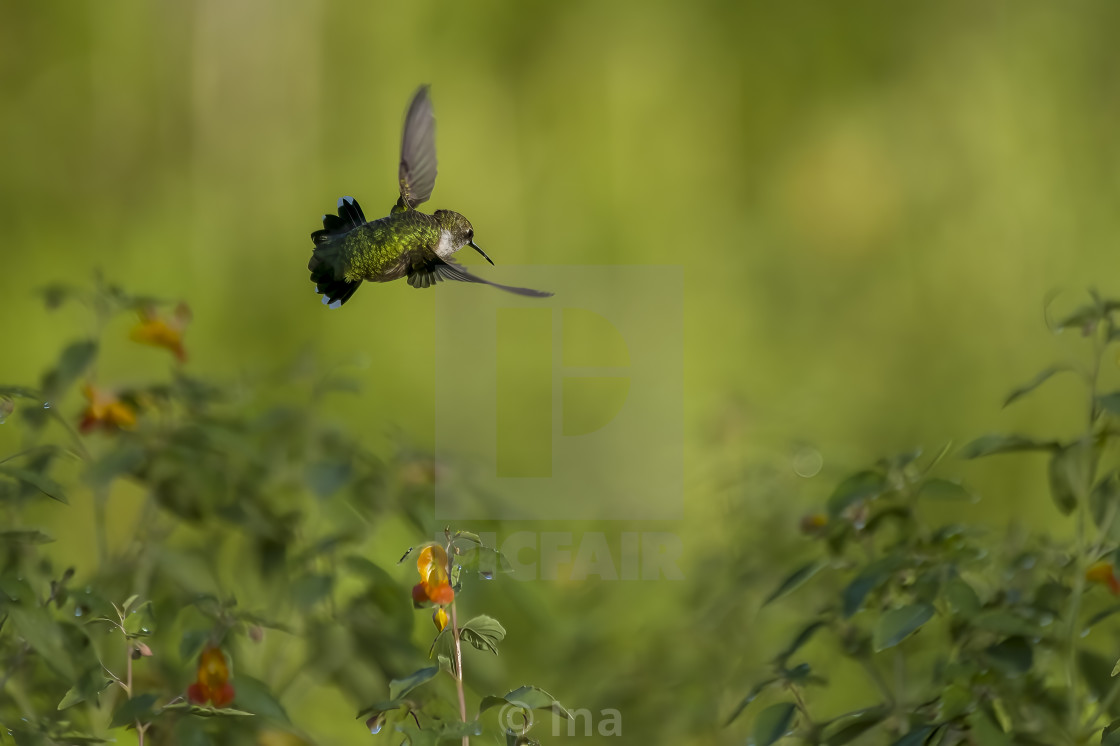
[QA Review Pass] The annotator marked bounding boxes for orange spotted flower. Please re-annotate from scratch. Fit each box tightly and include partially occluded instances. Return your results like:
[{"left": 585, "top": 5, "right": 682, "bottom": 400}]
[
  {"left": 1087, "top": 560, "right": 1120, "bottom": 595},
  {"left": 412, "top": 545, "right": 455, "bottom": 607},
  {"left": 79, "top": 384, "right": 137, "bottom": 433},
  {"left": 130, "top": 303, "right": 190, "bottom": 362},
  {"left": 187, "top": 646, "right": 235, "bottom": 708}
]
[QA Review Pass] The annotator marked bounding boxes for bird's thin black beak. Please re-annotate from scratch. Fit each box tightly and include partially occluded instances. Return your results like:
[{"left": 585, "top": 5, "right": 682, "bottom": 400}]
[{"left": 469, "top": 240, "right": 494, "bottom": 266}]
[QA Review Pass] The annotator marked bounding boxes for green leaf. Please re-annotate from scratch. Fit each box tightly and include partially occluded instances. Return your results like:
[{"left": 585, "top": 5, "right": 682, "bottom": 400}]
[
  {"left": 891, "top": 726, "right": 935, "bottom": 746},
  {"left": 842, "top": 556, "right": 901, "bottom": 618},
  {"left": 752, "top": 702, "right": 797, "bottom": 746},
  {"left": 291, "top": 574, "right": 333, "bottom": 608},
  {"left": 1055, "top": 303, "right": 1101, "bottom": 331},
  {"left": 355, "top": 699, "right": 407, "bottom": 720},
  {"left": 966, "top": 709, "right": 1010, "bottom": 746},
  {"left": 944, "top": 578, "right": 981, "bottom": 618},
  {"left": 1092, "top": 472, "right": 1120, "bottom": 542},
  {"left": 983, "top": 636, "right": 1032, "bottom": 677},
  {"left": 723, "top": 677, "right": 779, "bottom": 727},
  {"left": 1082, "top": 650, "right": 1120, "bottom": 716},
  {"left": 305, "top": 460, "right": 352, "bottom": 498},
  {"left": 110, "top": 693, "right": 159, "bottom": 728},
  {"left": 8, "top": 605, "right": 76, "bottom": 681},
  {"left": 460, "top": 615, "right": 506, "bottom": 654},
  {"left": 458, "top": 545, "right": 514, "bottom": 577},
  {"left": 1104, "top": 719, "right": 1120, "bottom": 746},
  {"left": 0, "top": 466, "right": 68, "bottom": 504},
  {"left": 1003, "top": 367, "right": 1070, "bottom": 407},
  {"left": 763, "top": 560, "right": 824, "bottom": 606},
  {"left": 774, "top": 621, "right": 826, "bottom": 665},
  {"left": 917, "top": 477, "right": 975, "bottom": 502},
  {"left": 86, "top": 445, "right": 147, "bottom": 489},
  {"left": 479, "top": 686, "right": 571, "bottom": 719},
  {"left": 230, "top": 675, "right": 289, "bottom": 723},
  {"left": 41, "top": 339, "right": 98, "bottom": 398},
  {"left": 1087, "top": 604, "right": 1120, "bottom": 631},
  {"left": 1098, "top": 392, "right": 1120, "bottom": 416},
  {"left": 972, "top": 610, "right": 1040, "bottom": 637},
  {"left": 58, "top": 667, "right": 112, "bottom": 710},
  {"left": 821, "top": 706, "right": 889, "bottom": 745},
  {"left": 180, "top": 629, "right": 210, "bottom": 661},
  {"left": 389, "top": 666, "right": 439, "bottom": 701},
  {"left": 0, "top": 530, "right": 54, "bottom": 544},
  {"left": 873, "top": 603, "right": 934, "bottom": 651},
  {"left": 1049, "top": 443, "right": 1093, "bottom": 516},
  {"left": 959, "top": 434, "right": 1059, "bottom": 459},
  {"left": 826, "top": 470, "right": 887, "bottom": 517}
]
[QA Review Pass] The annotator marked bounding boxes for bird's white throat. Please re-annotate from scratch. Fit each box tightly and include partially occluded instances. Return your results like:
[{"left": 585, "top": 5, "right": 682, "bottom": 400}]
[{"left": 435, "top": 229, "right": 457, "bottom": 258}]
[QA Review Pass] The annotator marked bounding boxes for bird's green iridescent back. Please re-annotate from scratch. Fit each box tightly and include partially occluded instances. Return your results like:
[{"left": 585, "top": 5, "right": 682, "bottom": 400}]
[{"left": 340, "top": 210, "right": 443, "bottom": 282}]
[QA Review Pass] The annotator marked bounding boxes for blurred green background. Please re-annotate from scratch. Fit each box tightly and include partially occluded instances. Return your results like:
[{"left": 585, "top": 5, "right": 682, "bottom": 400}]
[{"left": 3, "top": 1, "right": 1120, "bottom": 744}]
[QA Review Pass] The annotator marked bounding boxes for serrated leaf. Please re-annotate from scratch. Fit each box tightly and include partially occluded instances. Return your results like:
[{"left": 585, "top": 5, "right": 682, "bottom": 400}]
[
  {"left": 826, "top": 471, "right": 887, "bottom": 517},
  {"left": 0, "top": 466, "right": 68, "bottom": 504},
  {"left": 460, "top": 615, "right": 506, "bottom": 654},
  {"left": 752, "top": 702, "right": 797, "bottom": 746},
  {"left": 959, "top": 434, "right": 1059, "bottom": 459},
  {"left": 873, "top": 603, "right": 934, "bottom": 651},
  {"left": 1003, "top": 367, "right": 1070, "bottom": 408},
  {"left": 110, "top": 693, "right": 159, "bottom": 727},
  {"left": 388, "top": 666, "right": 439, "bottom": 701},
  {"left": 763, "top": 560, "right": 824, "bottom": 606},
  {"left": 479, "top": 686, "right": 571, "bottom": 719}
]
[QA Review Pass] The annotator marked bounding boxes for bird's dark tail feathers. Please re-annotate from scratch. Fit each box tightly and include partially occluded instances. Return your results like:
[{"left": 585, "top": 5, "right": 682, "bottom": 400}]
[{"left": 309, "top": 196, "right": 365, "bottom": 309}]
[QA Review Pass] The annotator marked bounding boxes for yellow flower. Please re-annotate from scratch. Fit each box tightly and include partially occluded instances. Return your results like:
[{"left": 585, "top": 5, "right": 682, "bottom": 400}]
[
  {"left": 433, "top": 607, "right": 449, "bottom": 632},
  {"left": 411, "top": 544, "right": 454, "bottom": 607},
  {"left": 131, "top": 303, "right": 190, "bottom": 362},
  {"left": 187, "top": 646, "right": 235, "bottom": 707},
  {"left": 80, "top": 384, "right": 137, "bottom": 432},
  {"left": 1087, "top": 560, "right": 1120, "bottom": 595}
]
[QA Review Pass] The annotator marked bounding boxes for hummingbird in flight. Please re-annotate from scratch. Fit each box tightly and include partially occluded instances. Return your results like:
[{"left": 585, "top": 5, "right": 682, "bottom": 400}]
[{"left": 308, "top": 85, "right": 552, "bottom": 307}]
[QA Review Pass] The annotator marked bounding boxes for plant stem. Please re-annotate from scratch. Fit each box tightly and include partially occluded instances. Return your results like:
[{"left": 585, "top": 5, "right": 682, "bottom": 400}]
[
  {"left": 450, "top": 600, "right": 468, "bottom": 746},
  {"left": 1067, "top": 322, "right": 1107, "bottom": 733}
]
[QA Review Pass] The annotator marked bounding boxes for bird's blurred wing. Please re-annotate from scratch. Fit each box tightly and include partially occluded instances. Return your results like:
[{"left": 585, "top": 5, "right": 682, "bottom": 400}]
[
  {"left": 404, "top": 248, "right": 553, "bottom": 297},
  {"left": 393, "top": 85, "right": 437, "bottom": 213}
]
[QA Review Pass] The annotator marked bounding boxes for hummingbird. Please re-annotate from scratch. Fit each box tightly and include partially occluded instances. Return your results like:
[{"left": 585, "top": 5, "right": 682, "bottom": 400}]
[{"left": 308, "top": 85, "right": 552, "bottom": 307}]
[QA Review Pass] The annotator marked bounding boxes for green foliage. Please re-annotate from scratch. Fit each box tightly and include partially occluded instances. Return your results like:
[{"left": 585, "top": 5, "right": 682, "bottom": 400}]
[
  {"left": 731, "top": 292, "right": 1120, "bottom": 745},
  {"left": 0, "top": 281, "right": 559, "bottom": 745}
]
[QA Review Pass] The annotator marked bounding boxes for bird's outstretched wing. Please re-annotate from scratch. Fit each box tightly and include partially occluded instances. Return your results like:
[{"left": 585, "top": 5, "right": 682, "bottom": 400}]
[
  {"left": 404, "top": 247, "right": 553, "bottom": 297},
  {"left": 393, "top": 85, "right": 437, "bottom": 214}
]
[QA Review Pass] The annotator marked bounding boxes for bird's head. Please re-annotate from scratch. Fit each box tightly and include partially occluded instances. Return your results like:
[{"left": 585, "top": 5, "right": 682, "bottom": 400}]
[{"left": 434, "top": 210, "right": 493, "bottom": 265}]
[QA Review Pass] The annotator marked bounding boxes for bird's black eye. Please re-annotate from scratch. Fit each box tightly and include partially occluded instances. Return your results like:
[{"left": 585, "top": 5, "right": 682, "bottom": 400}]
[{"left": 467, "top": 230, "right": 474, "bottom": 241}]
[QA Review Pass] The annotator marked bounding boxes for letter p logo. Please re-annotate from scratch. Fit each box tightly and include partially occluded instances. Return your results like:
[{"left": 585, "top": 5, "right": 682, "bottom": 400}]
[{"left": 434, "top": 265, "right": 682, "bottom": 520}]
